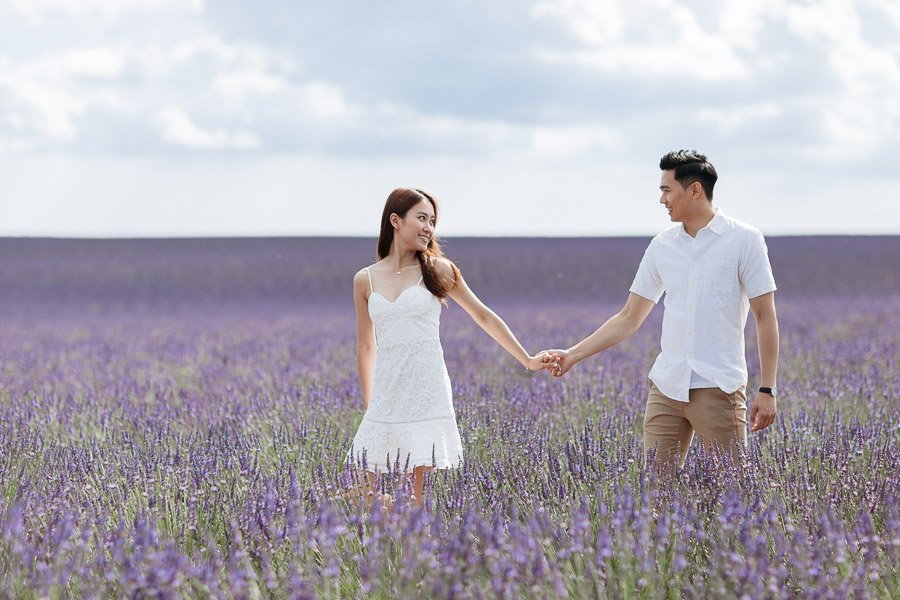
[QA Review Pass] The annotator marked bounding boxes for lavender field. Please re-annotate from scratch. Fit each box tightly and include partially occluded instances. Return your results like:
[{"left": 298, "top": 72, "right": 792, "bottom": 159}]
[{"left": 0, "top": 236, "right": 898, "bottom": 599}]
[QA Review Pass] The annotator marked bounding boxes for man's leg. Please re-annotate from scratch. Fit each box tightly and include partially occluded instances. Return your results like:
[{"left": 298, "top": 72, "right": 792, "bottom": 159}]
[
  {"left": 643, "top": 381, "right": 695, "bottom": 476},
  {"left": 684, "top": 387, "right": 747, "bottom": 469}
]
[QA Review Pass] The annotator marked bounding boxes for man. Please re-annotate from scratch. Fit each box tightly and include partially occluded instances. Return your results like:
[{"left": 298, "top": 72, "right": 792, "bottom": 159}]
[{"left": 546, "top": 150, "right": 779, "bottom": 472}]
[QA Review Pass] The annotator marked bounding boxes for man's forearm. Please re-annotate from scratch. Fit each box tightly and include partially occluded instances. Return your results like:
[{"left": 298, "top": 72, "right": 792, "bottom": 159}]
[
  {"left": 756, "top": 312, "right": 779, "bottom": 386},
  {"left": 569, "top": 312, "right": 640, "bottom": 364}
]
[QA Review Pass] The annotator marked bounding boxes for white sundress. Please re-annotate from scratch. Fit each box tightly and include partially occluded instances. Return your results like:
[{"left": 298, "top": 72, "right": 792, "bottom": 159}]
[{"left": 346, "top": 267, "right": 463, "bottom": 473}]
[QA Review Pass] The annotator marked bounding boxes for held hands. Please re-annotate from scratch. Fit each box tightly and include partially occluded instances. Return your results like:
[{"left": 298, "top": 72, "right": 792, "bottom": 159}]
[
  {"left": 539, "top": 349, "right": 574, "bottom": 378},
  {"left": 524, "top": 349, "right": 575, "bottom": 377},
  {"left": 525, "top": 351, "right": 556, "bottom": 372}
]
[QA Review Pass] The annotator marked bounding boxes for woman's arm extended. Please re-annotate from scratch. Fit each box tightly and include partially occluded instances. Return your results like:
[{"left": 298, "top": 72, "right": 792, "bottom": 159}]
[{"left": 440, "top": 259, "right": 548, "bottom": 372}]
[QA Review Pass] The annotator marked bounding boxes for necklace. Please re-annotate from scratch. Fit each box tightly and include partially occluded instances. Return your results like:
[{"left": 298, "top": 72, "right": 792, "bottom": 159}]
[
  {"left": 392, "top": 261, "right": 417, "bottom": 275},
  {"left": 394, "top": 263, "right": 419, "bottom": 275}
]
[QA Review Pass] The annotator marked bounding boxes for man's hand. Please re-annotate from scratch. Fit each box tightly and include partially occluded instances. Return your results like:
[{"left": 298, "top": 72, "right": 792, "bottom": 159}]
[{"left": 749, "top": 392, "right": 777, "bottom": 432}]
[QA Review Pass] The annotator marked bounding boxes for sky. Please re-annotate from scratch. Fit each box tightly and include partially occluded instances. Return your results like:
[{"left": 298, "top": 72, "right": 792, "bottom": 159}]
[{"left": 1, "top": 0, "right": 899, "bottom": 238}]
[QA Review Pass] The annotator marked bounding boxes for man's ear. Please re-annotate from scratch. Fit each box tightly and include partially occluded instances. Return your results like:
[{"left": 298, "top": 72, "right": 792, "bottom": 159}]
[{"left": 691, "top": 181, "right": 703, "bottom": 200}]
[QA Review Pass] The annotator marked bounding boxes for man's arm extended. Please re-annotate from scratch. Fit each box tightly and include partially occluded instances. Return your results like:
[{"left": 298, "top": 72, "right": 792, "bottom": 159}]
[{"left": 546, "top": 293, "right": 656, "bottom": 377}]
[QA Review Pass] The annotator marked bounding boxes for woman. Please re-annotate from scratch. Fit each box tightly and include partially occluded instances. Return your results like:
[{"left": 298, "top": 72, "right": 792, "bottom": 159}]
[{"left": 347, "top": 188, "right": 550, "bottom": 509}]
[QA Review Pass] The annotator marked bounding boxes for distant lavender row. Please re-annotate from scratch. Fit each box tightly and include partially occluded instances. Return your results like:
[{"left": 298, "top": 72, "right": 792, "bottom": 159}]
[{"left": 1, "top": 236, "right": 897, "bottom": 316}]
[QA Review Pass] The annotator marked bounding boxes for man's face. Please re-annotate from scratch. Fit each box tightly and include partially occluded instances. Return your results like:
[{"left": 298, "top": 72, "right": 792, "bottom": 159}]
[{"left": 659, "top": 169, "right": 692, "bottom": 223}]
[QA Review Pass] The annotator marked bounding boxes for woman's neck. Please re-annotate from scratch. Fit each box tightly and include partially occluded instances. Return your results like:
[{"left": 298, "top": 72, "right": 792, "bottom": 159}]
[{"left": 387, "top": 245, "right": 419, "bottom": 273}]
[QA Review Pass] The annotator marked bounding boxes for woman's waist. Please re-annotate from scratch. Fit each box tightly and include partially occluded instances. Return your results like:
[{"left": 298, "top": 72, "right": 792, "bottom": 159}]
[{"left": 375, "top": 334, "right": 443, "bottom": 349}]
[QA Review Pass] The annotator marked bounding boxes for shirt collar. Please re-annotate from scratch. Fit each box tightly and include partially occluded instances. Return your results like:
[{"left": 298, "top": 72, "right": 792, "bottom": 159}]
[
  {"left": 679, "top": 207, "right": 727, "bottom": 238},
  {"left": 707, "top": 208, "right": 727, "bottom": 235}
]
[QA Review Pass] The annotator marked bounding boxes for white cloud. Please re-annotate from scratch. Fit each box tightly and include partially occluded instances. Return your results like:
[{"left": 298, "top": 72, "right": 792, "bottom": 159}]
[
  {"left": 0, "top": 27, "right": 359, "bottom": 152},
  {"left": 60, "top": 47, "right": 127, "bottom": 79},
  {"left": 0, "top": 59, "right": 84, "bottom": 140},
  {"left": 862, "top": 0, "right": 900, "bottom": 29},
  {"left": 364, "top": 107, "right": 616, "bottom": 160},
  {"left": 170, "top": 36, "right": 244, "bottom": 66},
  {"left": 784, "top": 0, "right": 900, "bottom": 157},
  {"left": 0, "top": 45, "right": 133, "bottom": 143},
  {"left": 532, "top": 0, "right": 752, "bottom": 81},
  {"left": 697, "top": 103, "right": 781, "bottom": 133},
  {"left": 8, "top": 0, "right": 205, "bottom": 22},
  {"left": 365, "top": 107, "right": 518, "bottom": 153},
  {"left": 215, "top": 69, "right": 288, "bottom": 98},
  {"left": 718, "top": 0, "right": 786, "bottom": 50},
  {"left": 533, "top": 0, "right": 900, "bottom": 159},
  {"left": 157, "top": 108, "right": 261, "bottom": 150},
  {"left": 530, "top": 124, "right": 617, "bottom": 158},
  {"left": 531, "top": 0, "right": 627, "bottom": 46},
  {"left": 300, "top": 82, "right": 351, "bottom": 119},
  {"left": 784, "top": 0, "right": 855, "bottom": 43}
]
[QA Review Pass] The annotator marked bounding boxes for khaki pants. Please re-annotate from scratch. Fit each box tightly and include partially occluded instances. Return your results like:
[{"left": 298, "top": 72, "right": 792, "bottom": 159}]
[{"left": 643, "top": 380, "right": 747, "bottom": 472}]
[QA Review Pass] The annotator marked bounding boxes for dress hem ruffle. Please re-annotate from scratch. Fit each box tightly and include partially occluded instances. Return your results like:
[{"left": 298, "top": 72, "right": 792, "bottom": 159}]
[{"left": 344, "top": 455, "right": 463, "bottom": 474}]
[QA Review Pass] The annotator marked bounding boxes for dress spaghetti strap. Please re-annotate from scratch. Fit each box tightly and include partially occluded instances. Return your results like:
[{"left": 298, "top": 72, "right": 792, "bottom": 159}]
[{"left": 365, "top": 267, "right": 374, "bottom": 294}]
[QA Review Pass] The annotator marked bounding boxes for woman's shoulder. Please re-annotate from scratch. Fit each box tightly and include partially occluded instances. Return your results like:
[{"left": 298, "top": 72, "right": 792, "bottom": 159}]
[{"left": 353, "top": 265, "right": 376, "bottom": 289}]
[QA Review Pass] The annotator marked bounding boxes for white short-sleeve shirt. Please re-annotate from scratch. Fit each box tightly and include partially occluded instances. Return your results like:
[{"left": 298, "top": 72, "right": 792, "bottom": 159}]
[{"left": 630, "top": 209, "right": 776, "bottom": 402}]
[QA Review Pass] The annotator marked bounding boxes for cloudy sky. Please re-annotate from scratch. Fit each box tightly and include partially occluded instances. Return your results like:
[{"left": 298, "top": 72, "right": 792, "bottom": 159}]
[{"left": 1, "top": 0, "right": 898, "bottom": 237}]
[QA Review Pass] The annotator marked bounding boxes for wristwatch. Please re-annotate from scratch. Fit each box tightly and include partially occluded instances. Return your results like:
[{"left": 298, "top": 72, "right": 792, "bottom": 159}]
[{"left": 758, "top": 386, "right": 777, "bottom": 397}]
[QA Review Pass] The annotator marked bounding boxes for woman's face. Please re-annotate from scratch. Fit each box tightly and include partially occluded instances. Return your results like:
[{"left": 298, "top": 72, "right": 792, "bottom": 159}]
[{"left": 393, "top": 199, "right": 435, "bottom": 252}]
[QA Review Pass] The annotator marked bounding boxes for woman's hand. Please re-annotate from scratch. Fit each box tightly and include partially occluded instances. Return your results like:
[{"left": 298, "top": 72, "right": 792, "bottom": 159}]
[{"left": 525, "top": 351, "right": 555, "bottom": 372}]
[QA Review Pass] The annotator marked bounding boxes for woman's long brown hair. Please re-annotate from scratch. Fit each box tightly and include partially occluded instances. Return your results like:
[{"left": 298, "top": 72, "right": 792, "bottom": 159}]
[{"left": 376, "top": 188, "right": 459, "bottom": 303}]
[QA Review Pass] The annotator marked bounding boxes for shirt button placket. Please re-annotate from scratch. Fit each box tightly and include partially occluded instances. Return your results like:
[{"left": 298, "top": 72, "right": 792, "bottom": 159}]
[{"left": 687, "top": 248, "right": 695, "bottom": 354}]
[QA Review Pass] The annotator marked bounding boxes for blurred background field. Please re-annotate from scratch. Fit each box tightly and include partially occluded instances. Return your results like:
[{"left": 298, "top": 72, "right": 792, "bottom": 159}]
[
  {"left": 1, "top": 235, "right": 897, "bottom": 315},
  {"left": 0, "top": 235, "right": 897, "bottom": 598}
]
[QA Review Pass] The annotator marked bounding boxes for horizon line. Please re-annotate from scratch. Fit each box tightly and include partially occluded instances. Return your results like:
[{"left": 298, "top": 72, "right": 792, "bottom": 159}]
[{"left": 2, "top": 232, "right": 898, "bottom": 241}]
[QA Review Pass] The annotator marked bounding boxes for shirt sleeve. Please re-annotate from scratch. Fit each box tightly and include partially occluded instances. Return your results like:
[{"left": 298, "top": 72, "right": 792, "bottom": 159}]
[
  {"left": 629, "top": 240, "right": 664, "bottom": 303},
  {"left": 739, "top": 229, "right": 777, "bottom": 298}
]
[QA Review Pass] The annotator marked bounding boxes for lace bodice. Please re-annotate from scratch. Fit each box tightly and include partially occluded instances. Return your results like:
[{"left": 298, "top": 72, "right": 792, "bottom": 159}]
[{"left": 368, "top": 285, "right": 441, "bottom": 348}]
